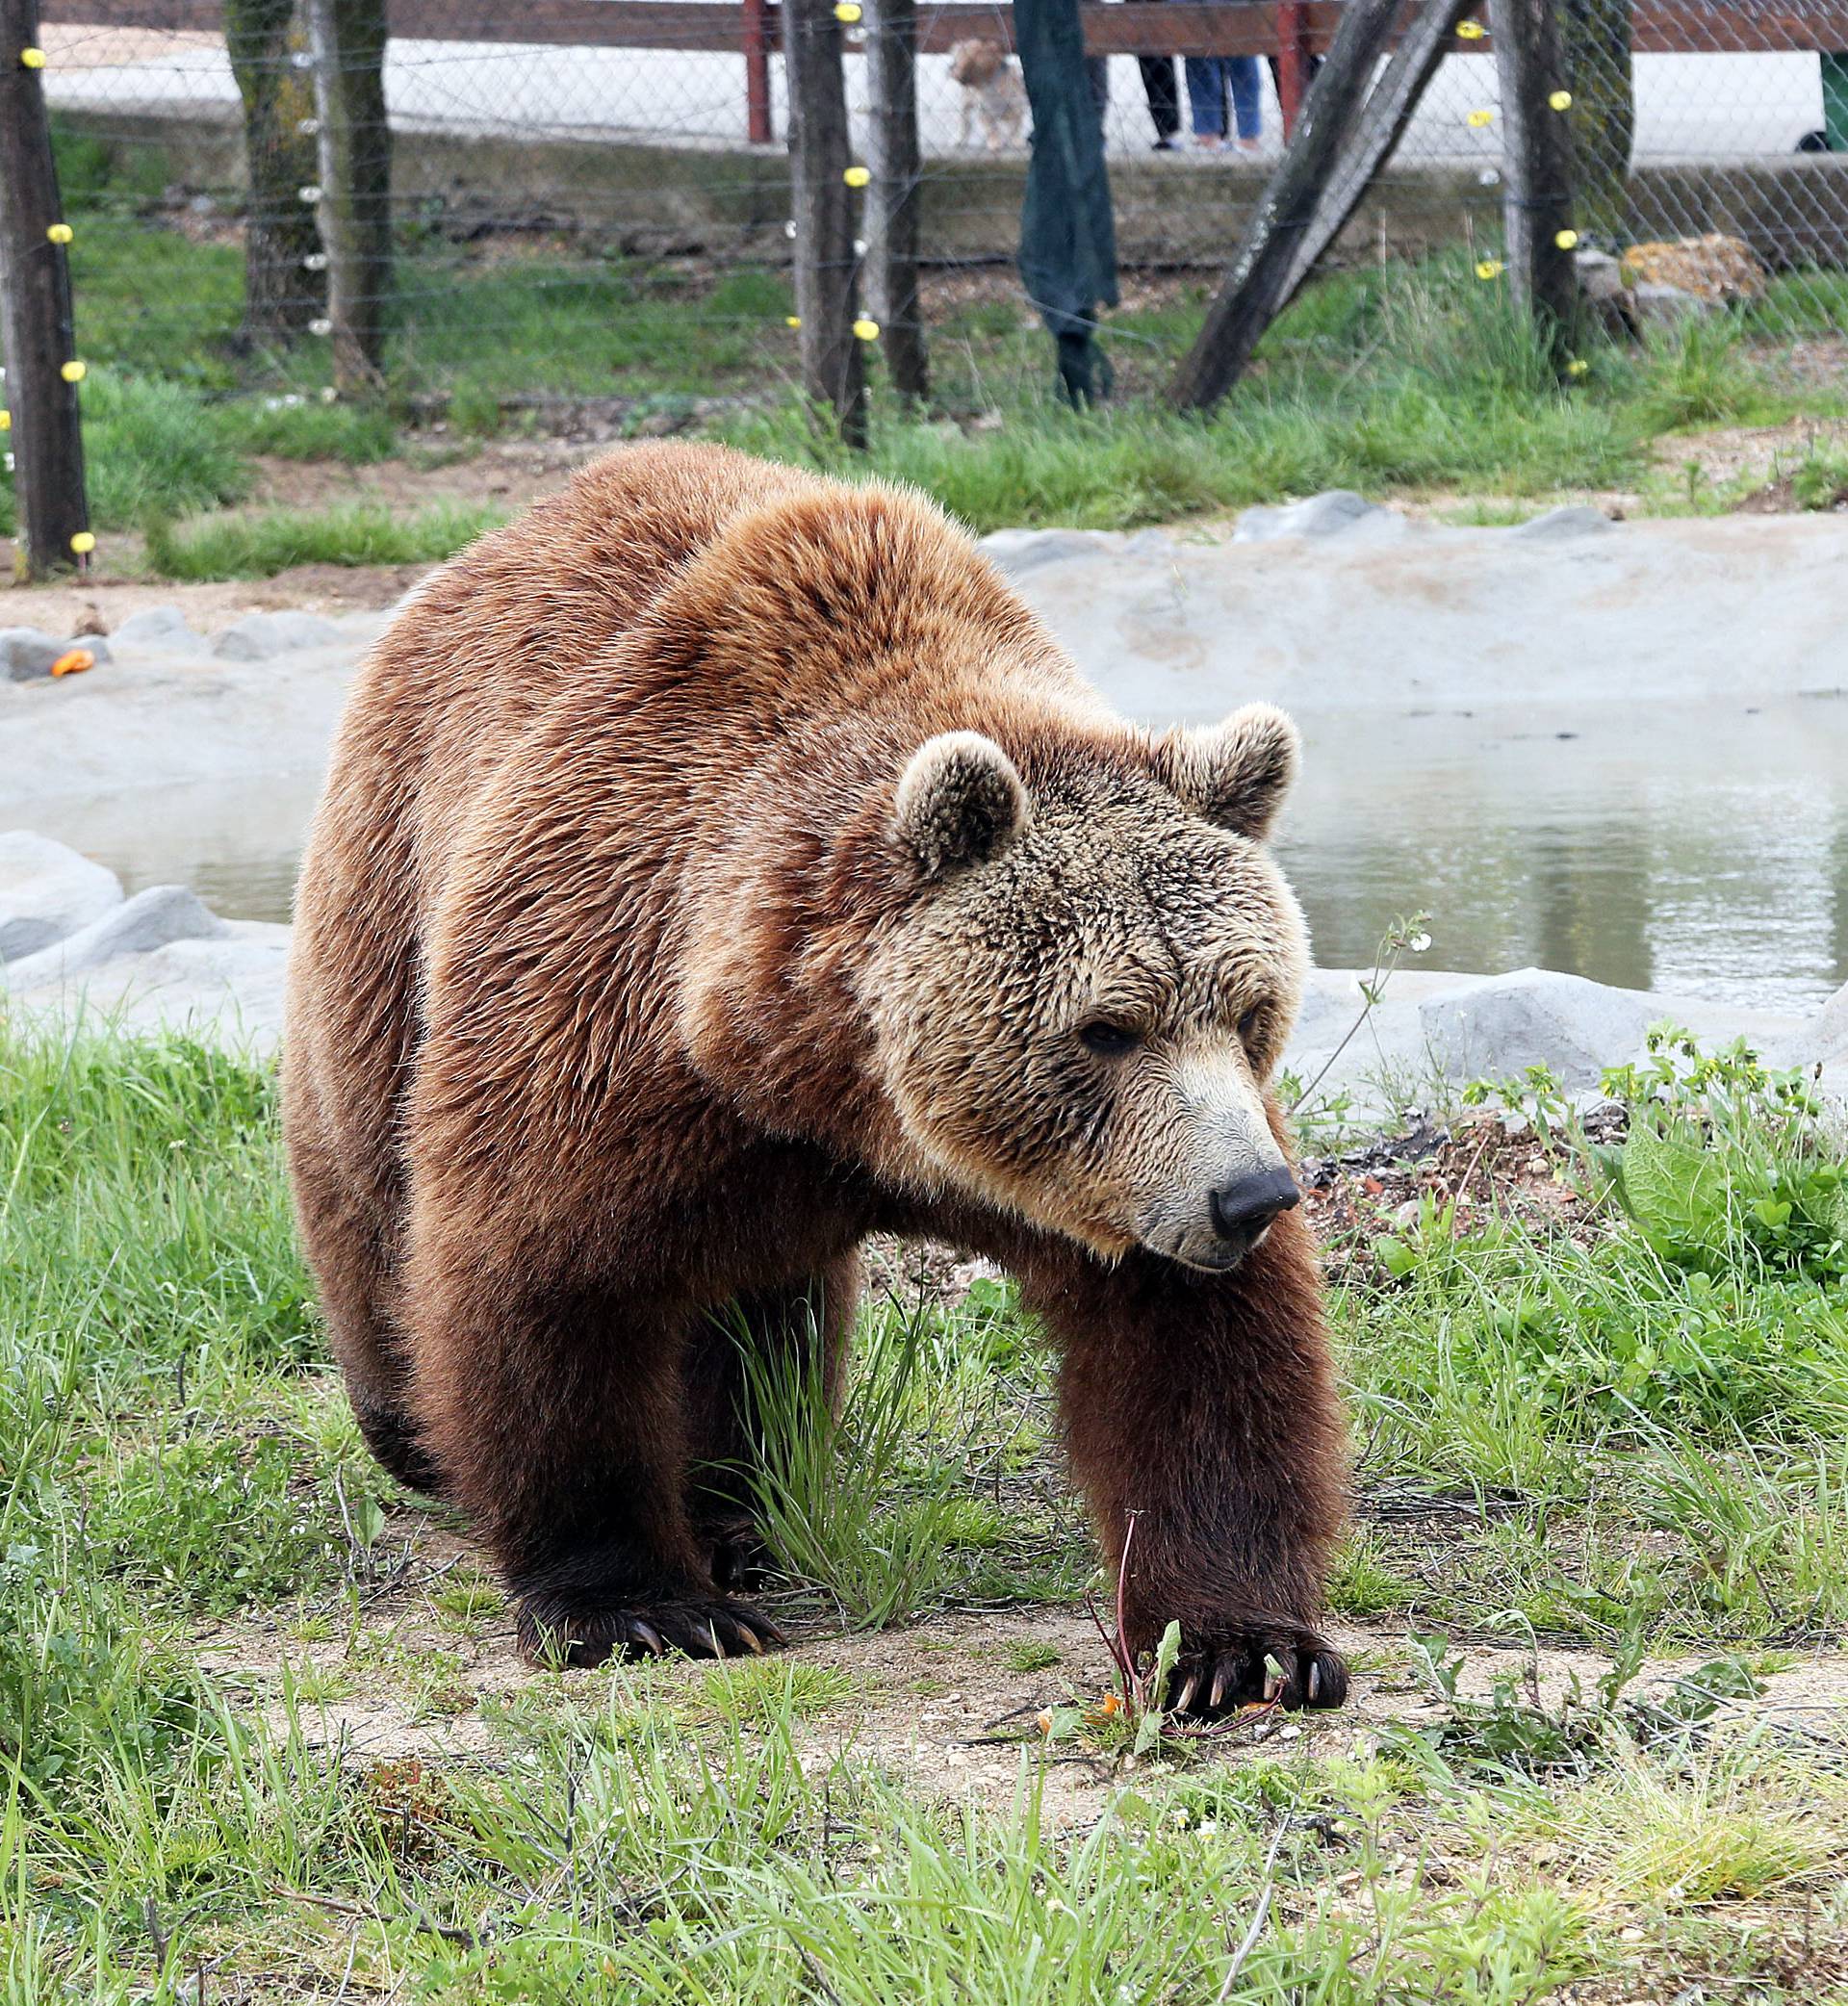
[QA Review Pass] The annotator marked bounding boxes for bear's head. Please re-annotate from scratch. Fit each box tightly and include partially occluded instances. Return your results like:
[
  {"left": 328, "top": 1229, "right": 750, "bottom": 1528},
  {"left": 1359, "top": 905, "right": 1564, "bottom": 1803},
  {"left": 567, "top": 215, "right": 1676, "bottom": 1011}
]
[{"left": 866, "top": 704, "right": 1309, "bottom": 1271}]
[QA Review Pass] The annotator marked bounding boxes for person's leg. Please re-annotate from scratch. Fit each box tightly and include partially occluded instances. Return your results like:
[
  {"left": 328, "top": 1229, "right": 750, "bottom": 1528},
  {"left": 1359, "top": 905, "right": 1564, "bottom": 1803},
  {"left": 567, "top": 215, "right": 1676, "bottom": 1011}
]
[
  {"left": 1184, "top": 56, "right": 1225, "bottom": 142},
  {"left": 1229, "top": 56, "right": 1262, "bottom": 146},
  {"left": 1140, "top": 54, "right": 1180, "bottom": 144}
]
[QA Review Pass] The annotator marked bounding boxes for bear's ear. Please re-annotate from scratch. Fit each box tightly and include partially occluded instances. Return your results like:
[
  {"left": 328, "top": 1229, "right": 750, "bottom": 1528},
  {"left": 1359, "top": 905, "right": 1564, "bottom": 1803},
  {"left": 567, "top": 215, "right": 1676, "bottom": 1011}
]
[
  {"left": 1151, "top": 703, "right": 1300, "bottom": 842},
  {"left": 892, "top": 732, "right": 1028, "bottom": 880}
]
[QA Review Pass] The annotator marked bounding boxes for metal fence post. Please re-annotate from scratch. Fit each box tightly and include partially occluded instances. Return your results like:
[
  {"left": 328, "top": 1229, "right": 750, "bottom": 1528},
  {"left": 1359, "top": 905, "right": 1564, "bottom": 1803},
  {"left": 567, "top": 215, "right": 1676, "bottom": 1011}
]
[
  {"left": 864, "top": 0, "right": 928, "bottom": 403},
  {"left": 0, "top": 0, "right": 90, "bottom": 579},
  {"left": 784, "top": 0, "right": 867, "bottom": 445}
]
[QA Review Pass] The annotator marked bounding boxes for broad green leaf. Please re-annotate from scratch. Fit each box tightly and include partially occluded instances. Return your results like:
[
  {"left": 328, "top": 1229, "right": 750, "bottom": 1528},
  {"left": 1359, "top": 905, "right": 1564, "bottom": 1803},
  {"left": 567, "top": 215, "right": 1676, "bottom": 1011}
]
[{"left": 1617, "top": 1120, "right": 1730, "bottom": 1251}]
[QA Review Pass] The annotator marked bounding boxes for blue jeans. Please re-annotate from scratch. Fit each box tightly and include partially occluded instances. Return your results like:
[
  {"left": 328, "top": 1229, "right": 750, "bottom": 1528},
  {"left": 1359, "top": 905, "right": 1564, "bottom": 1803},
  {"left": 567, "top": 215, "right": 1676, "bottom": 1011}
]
[{"left": 1184, "top": 55, "right": 1261, "bottom": 141}]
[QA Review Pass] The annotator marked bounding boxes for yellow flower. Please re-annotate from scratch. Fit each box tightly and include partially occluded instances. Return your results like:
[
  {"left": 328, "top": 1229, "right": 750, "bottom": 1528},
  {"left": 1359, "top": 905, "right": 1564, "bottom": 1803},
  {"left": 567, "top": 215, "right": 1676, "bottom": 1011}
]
[
  {"left": 1549, "top": 90, "right": 1573, "bottom": 111},
  {"left": 852, "top": 317, "right": 881, "bottom": 341},
  {"left": 843, "top": 165, "right": 871, "bottom": 188},
  {"left": 1475, "top": 259, "right": 1504, "bottom": 280},
  {"left": 785, "top": 315, "right": 801, "bottom": 328},
  {"left": 1455, "top": 18, "right": 1486, "bottom": 36},
  {"left": 67, "top": 533, "right": 96, "bottom": 556},
  {"left": 19, "top": 44, "right": 46, "bottom": 67},
  {"left": 834, "top": 2, "right": 862, "bottom": 18},
  {"left": 46, "top": 221, "right": 73, "bottom": 244},
  {"left": 60, "top": 359, "right": 87, "bottom": 383},
  {"left": 1566, "top": 357, "right": 1590, "bottom": 375},
  {"left": 1467, "top": 108, "right": 1494, "bottom": 127},
  {"left": 1554, "top": 228, "right": 1578, "bottom": 249},
  {"left": 0, "top": 410, "right": 10, "bottom": 431}
]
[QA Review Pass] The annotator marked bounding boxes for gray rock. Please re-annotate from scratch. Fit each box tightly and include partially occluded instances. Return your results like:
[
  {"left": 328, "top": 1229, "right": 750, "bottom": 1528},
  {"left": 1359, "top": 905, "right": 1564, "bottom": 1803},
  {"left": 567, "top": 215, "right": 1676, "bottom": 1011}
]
[
  {"left": 2, "top": 627, "right": 65, "bottom": 682},
  {"left": 113, "top": 605, "right": 209, "bottom": 654},
  {"left": 4, "top": 883, "right": 228, "bottom": 986},
  {"left": 0, "top": 832, "right": 123, "bottom": 962},
  {"left": 1574, "top": 247, "right": 1625, "bottom": 300},
  {"left": 1510, "top": 505, "right": 1612, "bottom": 541},
  {"left": 1809, "top": 980, "right": 1848, "bottom": 1061},
  {"left": 63, "top": 634, "right": 112, "bottom": 665},
  {"left": 1234, "top": 490, "right": 1398, "bottom": 544},
  {"left": 211, "top": 610, "right": 344, "bottom": 661},
  {"left": 1630, "top": 280, "right": 1708, "bottom": 327},
  {"left": 5, "top": 919, "right": 292, "bottom": 1054},
  {"left": 978, "top": 529, "right": 1105, "bottom": 578},
  {"left": 1419, "top": 967, "right": 1656, "bottom": 1093}
]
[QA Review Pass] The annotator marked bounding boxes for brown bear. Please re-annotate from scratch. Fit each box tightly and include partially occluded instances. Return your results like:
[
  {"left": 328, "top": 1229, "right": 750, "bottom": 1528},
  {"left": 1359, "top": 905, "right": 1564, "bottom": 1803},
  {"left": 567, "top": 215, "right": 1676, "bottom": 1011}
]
[{"left": 282, "top": 442, "right": 1348, "bottom": 1716}]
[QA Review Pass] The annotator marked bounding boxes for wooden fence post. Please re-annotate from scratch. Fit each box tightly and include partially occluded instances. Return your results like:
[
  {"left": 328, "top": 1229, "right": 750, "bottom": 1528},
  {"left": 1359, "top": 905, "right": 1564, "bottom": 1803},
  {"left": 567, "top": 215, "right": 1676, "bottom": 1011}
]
[
  {"left": 785, "top": 0, "right": 867, "bottom": 445},
  {"left": 307, "top": 0, "right": 392, "bottom": 393},
  {"left": 1274, "top": 0, "right": 1311, "bottom": 139},
  {"left": 743, "top": 0, "right": 773, "bottom": 143},
  {"left": 1276, "top": 0, "right": 1479, "bottom": 305},
  {"left": 225, "top": 0, "right": 326, "bottom": 344},
  {"left": 1490, "top": 0, "right": 1579, "bottom": 359},
  {"left": 0, "top": 0, "right": 90, "bottom": 579},
  {"left": 863, "top": 0, "right": 928, "bottom": 403},
  {"left": 1169, "top": 0, "right": 1402, "bottom": 410}
]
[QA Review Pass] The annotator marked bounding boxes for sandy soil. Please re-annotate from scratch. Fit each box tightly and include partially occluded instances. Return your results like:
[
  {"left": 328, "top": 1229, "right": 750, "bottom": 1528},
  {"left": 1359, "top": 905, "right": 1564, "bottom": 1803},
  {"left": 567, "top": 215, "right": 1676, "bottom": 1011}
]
[
  {"left": 196, "top": 1505, "right": 1848, "bottom": 1834},
  {"left": 2, "top": 564, "right": 418, "bottom": 640}
]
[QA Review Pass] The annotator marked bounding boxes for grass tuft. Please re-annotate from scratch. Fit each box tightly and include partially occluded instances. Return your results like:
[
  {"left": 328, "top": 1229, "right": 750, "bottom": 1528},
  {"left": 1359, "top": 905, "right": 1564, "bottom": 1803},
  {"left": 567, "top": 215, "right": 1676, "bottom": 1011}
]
[{"left": 142, "top": 500, "right": 505, "bottom": 579}]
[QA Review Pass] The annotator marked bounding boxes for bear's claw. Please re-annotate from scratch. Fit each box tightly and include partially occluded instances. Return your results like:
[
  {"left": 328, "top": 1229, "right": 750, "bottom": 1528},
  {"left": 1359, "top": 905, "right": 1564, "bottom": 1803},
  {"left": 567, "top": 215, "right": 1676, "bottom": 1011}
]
[
  {"left": 1167, "top": 1630, "right": 1347, "bottom": 1720},
  {"left": 516, "top": 1595, "right": 785, "bottom": 1668}
]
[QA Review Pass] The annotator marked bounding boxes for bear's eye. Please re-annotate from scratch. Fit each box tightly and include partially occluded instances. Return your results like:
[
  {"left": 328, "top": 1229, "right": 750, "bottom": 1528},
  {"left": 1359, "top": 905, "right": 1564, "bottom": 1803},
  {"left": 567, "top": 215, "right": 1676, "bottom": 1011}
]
[
  {"left": 1078, "top": 1020, "right": 1141, "bottom": 1058},
  {"left": 1237, "top": 1006, "right": 1265, "bottom": 1046}
]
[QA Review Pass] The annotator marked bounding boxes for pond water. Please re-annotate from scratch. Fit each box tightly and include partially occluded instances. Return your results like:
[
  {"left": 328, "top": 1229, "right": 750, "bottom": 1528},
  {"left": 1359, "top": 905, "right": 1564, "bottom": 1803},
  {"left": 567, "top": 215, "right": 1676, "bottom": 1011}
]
[{"left": 37, "top": 691, "right": 1848, "bottom": 1017}]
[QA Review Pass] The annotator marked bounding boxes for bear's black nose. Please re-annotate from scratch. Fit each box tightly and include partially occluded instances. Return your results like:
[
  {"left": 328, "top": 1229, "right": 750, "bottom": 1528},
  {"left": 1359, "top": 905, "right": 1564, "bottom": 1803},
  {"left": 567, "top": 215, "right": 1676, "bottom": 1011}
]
[{"left": 1210, "top": 1166, "right": 1300, "bottom": 1243}]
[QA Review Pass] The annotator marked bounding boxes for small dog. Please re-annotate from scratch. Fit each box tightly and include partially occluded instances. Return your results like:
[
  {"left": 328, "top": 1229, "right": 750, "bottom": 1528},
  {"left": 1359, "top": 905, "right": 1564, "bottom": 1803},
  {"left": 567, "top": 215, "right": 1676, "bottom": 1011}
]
[{"left": 949, "top": 38, "right": 1029, "bottom": 153}]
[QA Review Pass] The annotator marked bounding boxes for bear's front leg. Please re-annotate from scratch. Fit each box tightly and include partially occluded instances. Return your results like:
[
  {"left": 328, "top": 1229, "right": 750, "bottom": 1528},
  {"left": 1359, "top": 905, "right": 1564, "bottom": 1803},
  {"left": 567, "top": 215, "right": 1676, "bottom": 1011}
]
[
  {"left": 1022, "top": 1208, "right": 1349, "bottom": 1718},
  {"left": 401, "top": 1242, "right": 784, "bottom": 1667}
]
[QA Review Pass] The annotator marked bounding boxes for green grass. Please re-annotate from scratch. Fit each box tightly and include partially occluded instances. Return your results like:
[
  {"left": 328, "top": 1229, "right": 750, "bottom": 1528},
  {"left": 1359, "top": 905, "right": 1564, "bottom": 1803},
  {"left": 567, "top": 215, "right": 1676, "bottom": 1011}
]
[
  {"left": 142, "top": 500, "right": 506, "bottom": 579},
  {"left": 5, "top": 1009, "right": 1848, "bottom": 1995},
  {"left": 9, "top": 165, "right": 1844, "bottom": 570}
]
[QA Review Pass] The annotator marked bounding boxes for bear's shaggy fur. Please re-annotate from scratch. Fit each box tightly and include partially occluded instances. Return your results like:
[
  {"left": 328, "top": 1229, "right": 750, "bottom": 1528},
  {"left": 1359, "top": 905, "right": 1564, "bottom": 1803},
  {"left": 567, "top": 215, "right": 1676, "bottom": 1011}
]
[{"left": 283, "top": 443, "right": 1348, "bottom": 1715}]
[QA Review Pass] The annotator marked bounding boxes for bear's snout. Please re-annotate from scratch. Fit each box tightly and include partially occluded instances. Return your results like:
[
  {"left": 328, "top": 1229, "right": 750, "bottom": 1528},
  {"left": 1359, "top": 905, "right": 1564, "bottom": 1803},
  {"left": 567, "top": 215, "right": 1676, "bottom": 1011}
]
[
  {"left": 1210, "top": 1164, "right": 1299, "bottom": 1248},
  {"left": 1156, "top": 1163, "right": 1298, "bottom": 1271}
]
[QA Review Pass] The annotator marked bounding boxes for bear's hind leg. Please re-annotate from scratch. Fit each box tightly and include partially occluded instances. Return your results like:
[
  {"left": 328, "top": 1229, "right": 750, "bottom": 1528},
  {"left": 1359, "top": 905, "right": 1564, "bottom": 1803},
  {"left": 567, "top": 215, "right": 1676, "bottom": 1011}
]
[
  {"left": 681, "top": 1255, "right": 861, "bottom": 1588},
  {"left": 283, "top": 1071, "right": 442, "bottom": 1498},
  {"left": 405, "top": 1254, "right": 783, "bottom": 1667}
]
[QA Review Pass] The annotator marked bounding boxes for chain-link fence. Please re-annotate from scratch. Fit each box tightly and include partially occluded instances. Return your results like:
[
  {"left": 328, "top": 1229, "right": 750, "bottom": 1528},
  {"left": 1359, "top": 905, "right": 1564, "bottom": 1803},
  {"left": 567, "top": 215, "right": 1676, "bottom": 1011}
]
[{"left": 19, "top": 0, "right": 1848, "bottom": 424}]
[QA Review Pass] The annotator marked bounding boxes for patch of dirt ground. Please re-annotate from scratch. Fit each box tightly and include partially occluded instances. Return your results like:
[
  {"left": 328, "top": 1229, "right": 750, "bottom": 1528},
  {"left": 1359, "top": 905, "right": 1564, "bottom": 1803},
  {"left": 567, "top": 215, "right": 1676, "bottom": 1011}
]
[
  {"left": 0, "top": 441, "right": 596, "bottom": 638},
  {"left": 1665, "top": 413, "right": 1848, "bottom": 504},
  {"left": 3, "top": 564, "right": 421, "bottom": 642},
  {"left": 245, "top": 437, "right": 596, "bottom": 517},
  {"left": 196, "top": 1119, "right": 1848, "bottom": 1827},
  {"left": 197, "top": 1513, "right": 1848, "bottom": 1834}
]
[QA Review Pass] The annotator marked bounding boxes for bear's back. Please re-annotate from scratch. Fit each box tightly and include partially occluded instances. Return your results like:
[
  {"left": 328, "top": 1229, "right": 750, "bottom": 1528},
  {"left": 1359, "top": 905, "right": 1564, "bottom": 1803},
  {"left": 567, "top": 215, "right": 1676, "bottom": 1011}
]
[{"left": 335, "top": 444, "right": 823, "bottom": 913}]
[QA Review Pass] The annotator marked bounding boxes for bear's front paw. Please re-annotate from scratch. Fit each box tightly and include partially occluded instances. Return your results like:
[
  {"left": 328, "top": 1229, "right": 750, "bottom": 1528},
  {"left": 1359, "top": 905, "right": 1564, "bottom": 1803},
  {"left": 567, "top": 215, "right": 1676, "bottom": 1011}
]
[
  {"left": 1166, "top": 1622, "right": 1348, "bottom": 1719},
  {"left": 516, "top": 1592, "right": 785, "bottom": 1669}
]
